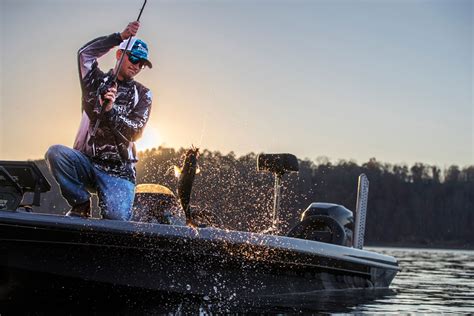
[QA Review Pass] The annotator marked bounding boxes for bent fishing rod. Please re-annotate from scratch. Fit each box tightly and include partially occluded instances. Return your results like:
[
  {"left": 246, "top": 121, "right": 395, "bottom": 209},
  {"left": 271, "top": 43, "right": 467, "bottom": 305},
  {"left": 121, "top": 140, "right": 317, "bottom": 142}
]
[{"left": 89, "top": 0, "right": 147, "bottom": 147}]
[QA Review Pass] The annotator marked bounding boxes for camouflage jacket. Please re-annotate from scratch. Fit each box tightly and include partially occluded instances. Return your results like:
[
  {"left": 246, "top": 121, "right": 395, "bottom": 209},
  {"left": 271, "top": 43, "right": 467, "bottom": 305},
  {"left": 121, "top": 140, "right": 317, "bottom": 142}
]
[{"left": 73, "top": 33, "right": 152, "bottom": 183}]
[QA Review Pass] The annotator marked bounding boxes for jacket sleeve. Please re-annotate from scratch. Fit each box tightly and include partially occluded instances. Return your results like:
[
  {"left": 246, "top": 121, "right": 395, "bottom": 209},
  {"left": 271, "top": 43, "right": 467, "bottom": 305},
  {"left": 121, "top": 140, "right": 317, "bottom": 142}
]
[
  {"left": 77, "top": 33, "right": 123, "bottom": 118},
  {"left": 104, "top": 87, "right": 153, "bottom": 143},
  {"left": 78, "top": 32, "right": 123, "bottom": 80}
]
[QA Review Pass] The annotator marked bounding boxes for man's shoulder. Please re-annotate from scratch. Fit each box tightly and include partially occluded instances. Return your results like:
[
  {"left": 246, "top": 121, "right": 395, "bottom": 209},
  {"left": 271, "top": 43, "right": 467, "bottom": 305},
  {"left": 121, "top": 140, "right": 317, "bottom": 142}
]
[
  {"left": 133, "top": 80, "right": 150, "bottom": 92},
  {"left": 133, "top": 81, "right": 152, "bottom": 99}
]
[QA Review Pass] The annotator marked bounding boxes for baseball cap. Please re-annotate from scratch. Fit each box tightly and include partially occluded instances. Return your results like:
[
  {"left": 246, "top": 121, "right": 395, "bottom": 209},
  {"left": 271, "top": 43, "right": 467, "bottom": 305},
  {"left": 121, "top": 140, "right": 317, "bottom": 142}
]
[{"left": 119, "top": 37, "right": 153, "bottom": 68}]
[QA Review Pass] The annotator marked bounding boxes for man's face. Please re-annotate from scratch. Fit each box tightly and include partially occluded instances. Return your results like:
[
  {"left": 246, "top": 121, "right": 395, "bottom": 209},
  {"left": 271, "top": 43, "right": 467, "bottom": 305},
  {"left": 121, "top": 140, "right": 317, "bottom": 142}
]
[{"left": 117, "top": 50, "right": 145, "bottom": 80}]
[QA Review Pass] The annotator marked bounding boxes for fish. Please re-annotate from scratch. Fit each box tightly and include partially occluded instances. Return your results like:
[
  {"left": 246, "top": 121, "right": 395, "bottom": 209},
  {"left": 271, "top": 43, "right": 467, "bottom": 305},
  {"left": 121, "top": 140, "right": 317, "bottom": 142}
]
[{"left": 175, "top": 146, "right": 200, "bottom": 227}]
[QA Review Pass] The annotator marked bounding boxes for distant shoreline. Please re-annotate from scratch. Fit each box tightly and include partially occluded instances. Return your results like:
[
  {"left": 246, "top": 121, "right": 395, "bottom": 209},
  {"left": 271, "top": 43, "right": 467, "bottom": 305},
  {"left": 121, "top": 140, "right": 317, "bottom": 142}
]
[{"left": 366, "top": 242, "right": 474, "bottom": 251}]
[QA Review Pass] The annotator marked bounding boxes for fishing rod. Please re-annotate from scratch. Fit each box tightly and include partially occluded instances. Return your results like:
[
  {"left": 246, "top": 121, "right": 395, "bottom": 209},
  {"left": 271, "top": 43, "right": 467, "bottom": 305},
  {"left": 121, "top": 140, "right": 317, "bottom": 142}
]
[
  {"left": 111, "top": 0, "right": 147, "bottom": 84},
  {"left": 89, "top": 0, "right": 147, "bottom": 148}
]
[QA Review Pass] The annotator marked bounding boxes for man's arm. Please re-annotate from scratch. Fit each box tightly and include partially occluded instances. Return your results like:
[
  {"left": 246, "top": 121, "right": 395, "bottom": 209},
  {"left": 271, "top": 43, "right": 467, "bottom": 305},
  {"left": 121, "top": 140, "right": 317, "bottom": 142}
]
[
  {"left": 77, "top": 33, "right": 123, "bottom": 81},
  {"left": 78, "top": 22, "right": 140, "bottom": 80},
  {"left": 78, "top": 22, "right": 140, "bottom": 119},
  {"left": 77, "top": 33, "right": 122, "bottom": 121}
]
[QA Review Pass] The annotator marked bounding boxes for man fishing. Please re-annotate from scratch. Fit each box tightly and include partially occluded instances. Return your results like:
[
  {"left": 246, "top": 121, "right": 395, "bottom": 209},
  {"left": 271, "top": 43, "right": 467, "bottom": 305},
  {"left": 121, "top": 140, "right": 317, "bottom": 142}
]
[{"left": 45, "top": 19, "right": 153, "bottom": 220}]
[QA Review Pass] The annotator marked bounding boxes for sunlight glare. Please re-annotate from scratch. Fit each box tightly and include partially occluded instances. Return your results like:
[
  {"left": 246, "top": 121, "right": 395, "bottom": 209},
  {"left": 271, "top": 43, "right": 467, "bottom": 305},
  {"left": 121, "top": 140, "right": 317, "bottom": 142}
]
[{"left": 136, "top": 126, "right": 162, "bottom": 152}]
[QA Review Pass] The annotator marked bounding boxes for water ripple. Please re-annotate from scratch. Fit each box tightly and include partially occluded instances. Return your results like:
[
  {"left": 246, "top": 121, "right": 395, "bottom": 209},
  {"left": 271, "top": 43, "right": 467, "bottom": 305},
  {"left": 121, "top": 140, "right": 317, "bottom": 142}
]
[{"left": 363, "top": 248, "right": 474, "bottom": 314}]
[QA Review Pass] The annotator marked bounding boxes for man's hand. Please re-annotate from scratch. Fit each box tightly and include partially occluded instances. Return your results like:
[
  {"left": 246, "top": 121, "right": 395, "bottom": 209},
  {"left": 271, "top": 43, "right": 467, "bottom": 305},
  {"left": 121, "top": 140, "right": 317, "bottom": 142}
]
[
  {"left": 99, "top": 84, "right": 117, "bottom": 112},
  {"left": 120, "top": 21, "right": 140, "bottom": 40}
]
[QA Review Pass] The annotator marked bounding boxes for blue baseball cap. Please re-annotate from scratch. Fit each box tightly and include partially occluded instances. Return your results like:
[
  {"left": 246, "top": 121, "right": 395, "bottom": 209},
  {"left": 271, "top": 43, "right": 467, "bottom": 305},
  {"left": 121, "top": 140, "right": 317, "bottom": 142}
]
[{"left": 119, "top": 37, "right": 153, "bottom": 68}]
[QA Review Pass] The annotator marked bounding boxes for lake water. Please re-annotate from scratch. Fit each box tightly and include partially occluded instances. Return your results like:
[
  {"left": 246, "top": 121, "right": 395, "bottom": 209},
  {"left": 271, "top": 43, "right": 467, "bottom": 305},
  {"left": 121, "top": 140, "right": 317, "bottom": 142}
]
[
  {"left": 197, "top": 247, "right": 474, "bottom": 314},
  {"left": 1, "top": 247, "right": 473, "bottom": 314},
  {"left": 350, "top": 247, "right": 474, "bottom": 314}
]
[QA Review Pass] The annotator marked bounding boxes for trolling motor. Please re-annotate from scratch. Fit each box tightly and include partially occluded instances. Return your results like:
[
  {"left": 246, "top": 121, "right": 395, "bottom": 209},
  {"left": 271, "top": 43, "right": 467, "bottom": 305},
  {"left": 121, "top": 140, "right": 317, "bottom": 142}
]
[
  {"left": 88, "top": 0, "right": 148, "bottom": 159},
  {"left": 257, "top": 153, "right": 299, "bottom": 233},
  {"left": 0, "top": 161, "right": 51, "bottom": 211}
]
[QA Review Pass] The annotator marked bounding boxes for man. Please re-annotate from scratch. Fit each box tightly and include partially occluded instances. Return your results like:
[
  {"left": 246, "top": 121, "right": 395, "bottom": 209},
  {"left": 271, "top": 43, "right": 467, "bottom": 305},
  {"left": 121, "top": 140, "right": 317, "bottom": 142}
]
[{"left": 45, "top": 21, "right": 153, "bottom": 220}]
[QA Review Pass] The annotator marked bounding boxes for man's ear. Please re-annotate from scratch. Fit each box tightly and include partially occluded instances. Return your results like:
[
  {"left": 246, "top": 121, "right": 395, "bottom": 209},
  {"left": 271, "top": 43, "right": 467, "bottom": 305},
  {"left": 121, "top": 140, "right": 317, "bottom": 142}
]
[{"left": 116, "top": 49, "right": 123, "bottom": 60}]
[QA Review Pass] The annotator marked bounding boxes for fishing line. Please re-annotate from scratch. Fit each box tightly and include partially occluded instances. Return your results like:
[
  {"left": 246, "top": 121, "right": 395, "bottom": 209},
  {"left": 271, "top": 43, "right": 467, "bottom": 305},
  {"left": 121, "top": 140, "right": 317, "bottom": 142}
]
[
  {"left": 197, "top": 112, "right": 208, "bottom": 149},
  {"left": 113, "top": 0, "right": 147, "bottom": 83}
]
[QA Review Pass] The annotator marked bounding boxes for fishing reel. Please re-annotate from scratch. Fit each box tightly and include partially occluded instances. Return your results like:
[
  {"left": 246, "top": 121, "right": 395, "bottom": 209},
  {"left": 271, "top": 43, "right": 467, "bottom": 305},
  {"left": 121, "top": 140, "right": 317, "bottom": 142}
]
[
  {"left": 96, "top": 77, "right": 117, "bottom": 104},
  {"left": 88, "top": 77, "right": 131, "bottom": 162}
]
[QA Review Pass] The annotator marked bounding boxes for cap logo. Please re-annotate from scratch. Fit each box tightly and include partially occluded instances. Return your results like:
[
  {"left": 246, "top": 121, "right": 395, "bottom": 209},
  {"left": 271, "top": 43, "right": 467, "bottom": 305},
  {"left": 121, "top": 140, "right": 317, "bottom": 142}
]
[{"left": 119, "top": 37, "right": 153, "bottom": 68}]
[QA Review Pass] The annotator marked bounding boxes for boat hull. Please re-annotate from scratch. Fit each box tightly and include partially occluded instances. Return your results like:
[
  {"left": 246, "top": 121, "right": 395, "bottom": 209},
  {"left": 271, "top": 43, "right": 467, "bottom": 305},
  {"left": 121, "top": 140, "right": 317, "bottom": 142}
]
[{"left": 0, "top": 211, "right": 399, "bottom": 297}]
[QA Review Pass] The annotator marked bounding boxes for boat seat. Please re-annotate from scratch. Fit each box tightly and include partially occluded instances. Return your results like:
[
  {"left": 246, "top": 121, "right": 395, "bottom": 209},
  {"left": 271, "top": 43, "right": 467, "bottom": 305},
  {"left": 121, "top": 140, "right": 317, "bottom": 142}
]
[
  {"left": 131, "top": 183, "right": 185, "bottom": 225},
  {"left": 287, "top": 215, "right": 346, "bottom": 246}
]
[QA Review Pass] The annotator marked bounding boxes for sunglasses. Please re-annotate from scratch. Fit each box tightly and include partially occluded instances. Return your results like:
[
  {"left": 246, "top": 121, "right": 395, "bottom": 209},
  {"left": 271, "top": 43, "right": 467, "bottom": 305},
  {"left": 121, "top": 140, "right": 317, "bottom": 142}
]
[{"left": 126, "top": 52, "right": 146, "bottom": 69}]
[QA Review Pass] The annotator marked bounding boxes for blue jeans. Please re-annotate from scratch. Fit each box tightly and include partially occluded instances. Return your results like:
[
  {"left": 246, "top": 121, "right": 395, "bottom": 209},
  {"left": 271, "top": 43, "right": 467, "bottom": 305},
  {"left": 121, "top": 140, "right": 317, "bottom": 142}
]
[{"left": 45, "top": 145, "right": 135, "bottom": 220}]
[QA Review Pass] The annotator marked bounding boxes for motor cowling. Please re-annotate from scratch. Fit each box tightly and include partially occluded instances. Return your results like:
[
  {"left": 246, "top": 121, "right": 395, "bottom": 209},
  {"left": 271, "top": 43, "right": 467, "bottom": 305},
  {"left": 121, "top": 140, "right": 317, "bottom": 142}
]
[{"left": 287, "top": 203, "right": 354, "bottom": 246}]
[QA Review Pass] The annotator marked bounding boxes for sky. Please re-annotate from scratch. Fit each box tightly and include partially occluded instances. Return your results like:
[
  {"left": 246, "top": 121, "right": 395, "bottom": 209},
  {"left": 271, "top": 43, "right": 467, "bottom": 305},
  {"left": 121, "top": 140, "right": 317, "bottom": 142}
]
[{"left": 0, "top": 0, "right": 472, "bottom": 167}]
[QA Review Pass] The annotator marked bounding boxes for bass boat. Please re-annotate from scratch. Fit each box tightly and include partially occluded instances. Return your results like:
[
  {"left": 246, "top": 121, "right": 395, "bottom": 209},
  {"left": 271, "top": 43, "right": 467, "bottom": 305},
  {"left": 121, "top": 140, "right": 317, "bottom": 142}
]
[{"left": 0, "top": 154, "right": 399, "bottom": 298}]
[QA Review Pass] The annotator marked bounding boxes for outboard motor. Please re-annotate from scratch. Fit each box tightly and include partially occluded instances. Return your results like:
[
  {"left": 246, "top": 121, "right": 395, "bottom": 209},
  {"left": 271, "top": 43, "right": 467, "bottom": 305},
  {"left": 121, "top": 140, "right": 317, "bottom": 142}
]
[
  {"left": 287, "top": 173, "right": 370, "bottom": 248},
  {"left": 287, "top": 203, "right": 353, "bottom": 246}
]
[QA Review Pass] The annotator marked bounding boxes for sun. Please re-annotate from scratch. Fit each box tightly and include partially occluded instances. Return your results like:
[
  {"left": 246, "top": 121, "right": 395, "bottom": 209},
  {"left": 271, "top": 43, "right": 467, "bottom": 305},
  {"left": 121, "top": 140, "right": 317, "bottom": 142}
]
[{"left": 136, "top": 126, "right": 162, "bottom": 152}]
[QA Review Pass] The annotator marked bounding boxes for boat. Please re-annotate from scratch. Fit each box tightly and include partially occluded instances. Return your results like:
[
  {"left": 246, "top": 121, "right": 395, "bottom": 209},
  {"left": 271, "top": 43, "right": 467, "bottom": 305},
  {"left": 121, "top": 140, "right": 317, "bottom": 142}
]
[{"left": 0, "top": 155, "right": 400, "bottom": 298}]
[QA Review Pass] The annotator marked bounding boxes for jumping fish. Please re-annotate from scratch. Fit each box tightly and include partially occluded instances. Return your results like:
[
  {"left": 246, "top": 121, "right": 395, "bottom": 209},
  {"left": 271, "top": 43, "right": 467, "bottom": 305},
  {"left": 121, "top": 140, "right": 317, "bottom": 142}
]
[{"left": 174, "top": 146, "right": 200, "bottom": 227}]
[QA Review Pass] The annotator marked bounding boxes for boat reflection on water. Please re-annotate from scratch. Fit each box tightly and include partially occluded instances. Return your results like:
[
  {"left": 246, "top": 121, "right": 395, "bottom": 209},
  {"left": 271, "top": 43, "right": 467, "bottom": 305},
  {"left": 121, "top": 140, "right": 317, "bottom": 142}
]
[{"left": 0, "top": 269, "right": 396, "bottom": 313}]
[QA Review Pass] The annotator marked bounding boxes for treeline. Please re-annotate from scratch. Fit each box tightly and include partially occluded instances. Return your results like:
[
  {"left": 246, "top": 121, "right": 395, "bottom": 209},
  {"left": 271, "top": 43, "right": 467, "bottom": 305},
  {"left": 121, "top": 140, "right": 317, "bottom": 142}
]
[{"left": 34, "top": 147, "right": 474, "bottom": 248}]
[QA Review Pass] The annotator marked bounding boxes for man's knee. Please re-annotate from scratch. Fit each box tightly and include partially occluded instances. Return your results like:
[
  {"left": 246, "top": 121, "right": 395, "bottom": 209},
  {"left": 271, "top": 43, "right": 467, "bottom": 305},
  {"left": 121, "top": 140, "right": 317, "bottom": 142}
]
[
  {"left": 45, "top": 144, "right": 71, "bottom": 163},
  {"left": 99, "top": 183, "right": 135, "bottom": 221}
]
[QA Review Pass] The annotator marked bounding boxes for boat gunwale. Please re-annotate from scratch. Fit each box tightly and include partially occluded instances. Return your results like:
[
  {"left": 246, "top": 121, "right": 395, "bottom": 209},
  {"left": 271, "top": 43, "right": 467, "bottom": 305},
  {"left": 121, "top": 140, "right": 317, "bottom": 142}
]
[{"left": 0, "top": 210, "right": 400, "bottom": 272}]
